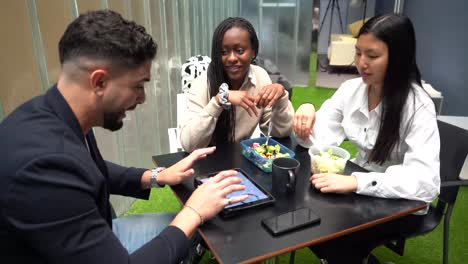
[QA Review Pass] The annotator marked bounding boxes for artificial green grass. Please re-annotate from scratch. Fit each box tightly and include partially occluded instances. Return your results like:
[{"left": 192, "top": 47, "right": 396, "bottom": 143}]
[
  {"left": 124, "top": 188, "right": 181, "bottom": 215},
  {"left": 308, "top": 52, "right": 317, "bottom": 88},
  {"left": 290, "top": 85, "right": 335, "bottom": 111},
  {"left": 127, "top": 58, "right": 468, "bottom": 263}
]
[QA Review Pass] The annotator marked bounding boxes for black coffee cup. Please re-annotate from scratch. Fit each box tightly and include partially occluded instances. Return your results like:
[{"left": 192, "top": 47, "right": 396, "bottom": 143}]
[{"left": 272, "top": 158, "right": 300, "bottom": 195}]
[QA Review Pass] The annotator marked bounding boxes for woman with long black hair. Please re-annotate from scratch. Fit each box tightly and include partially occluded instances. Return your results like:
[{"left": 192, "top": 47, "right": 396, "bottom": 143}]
[
  {"left": 294, "top": 14, "right": 440, "bottom": 263},
  {"left": 180, "top": 17, "right": 294, "bottom": 152}
]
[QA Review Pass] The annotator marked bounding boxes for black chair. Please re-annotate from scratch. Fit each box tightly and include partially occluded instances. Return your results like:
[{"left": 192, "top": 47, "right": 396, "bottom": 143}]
[
  {"left": 384, "top": 120, "right": 468, "bottom": 264},
  {"left": 254, "top": 56, "right": 293, "bottom": 100}
]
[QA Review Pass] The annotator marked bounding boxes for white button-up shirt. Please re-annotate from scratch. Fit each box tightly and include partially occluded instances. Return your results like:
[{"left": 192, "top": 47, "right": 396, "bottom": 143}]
[{"left": 297, "top": 78, "right": 440, "bottom": 203}]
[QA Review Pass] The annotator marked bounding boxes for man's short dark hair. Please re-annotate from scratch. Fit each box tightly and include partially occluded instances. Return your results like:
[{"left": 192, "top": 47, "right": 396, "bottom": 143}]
[{"left": 59, "top": 9, "right": 157, "bottom": 68}]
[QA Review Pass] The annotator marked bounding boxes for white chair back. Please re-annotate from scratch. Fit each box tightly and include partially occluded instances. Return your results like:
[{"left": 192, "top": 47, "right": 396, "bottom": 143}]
[{"left": 169, "top": 55, "right": 211, "bottom": 153}]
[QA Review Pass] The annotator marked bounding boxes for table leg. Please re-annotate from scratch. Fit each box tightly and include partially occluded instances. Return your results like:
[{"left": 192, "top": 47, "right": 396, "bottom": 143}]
[{"left": 262, "top": 256, "right": 278, "bottom": 264}]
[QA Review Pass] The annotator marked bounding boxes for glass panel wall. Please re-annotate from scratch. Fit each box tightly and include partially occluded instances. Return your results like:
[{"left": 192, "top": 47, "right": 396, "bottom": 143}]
[
  {"left": 0, "top": 97, "right": 4, "bottom": 122},
  {"left": 240, "top": 0, "right": 314, "bottom": 86},
  {"left": 37, "top": 0, "right": 70, "bottom": 85},
  {"left": 0, "top": 0, "right": 42, "bottom": 116}
]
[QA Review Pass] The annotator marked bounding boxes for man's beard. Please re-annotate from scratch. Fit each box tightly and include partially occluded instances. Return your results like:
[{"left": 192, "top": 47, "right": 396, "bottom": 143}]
[{"left": 103, "top": 111, "right": 124, "bottom": 131}]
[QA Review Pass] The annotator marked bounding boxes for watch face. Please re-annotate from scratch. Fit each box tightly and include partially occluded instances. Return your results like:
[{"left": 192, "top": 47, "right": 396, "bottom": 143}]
[
  {"left": 150, "top": 169, "right": 157, "bottom": 187},
  {"left": 151, "top": 168, "right": 165, "bottom": 188}
]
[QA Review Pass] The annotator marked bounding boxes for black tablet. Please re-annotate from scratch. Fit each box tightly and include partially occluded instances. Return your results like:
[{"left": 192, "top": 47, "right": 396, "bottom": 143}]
[{"left": 194, "top": 168, "right": 275, "bottom": 218}]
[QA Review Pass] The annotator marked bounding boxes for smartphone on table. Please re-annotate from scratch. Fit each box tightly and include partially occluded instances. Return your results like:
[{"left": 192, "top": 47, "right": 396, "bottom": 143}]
[{"left": 261, "top": 207, "right": 321, "bottom": 236}]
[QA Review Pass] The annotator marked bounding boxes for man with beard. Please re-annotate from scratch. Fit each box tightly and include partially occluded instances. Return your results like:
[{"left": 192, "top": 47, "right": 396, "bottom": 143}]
[{"left": 0, "top": 10, "right": 247, "bottom": 264}]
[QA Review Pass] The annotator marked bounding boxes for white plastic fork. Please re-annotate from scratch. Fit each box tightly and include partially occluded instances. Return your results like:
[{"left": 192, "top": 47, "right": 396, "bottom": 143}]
[
  {"left": 309, "top": 134, "right": 323, "bottom": 152},
  {"left": 265, "top": 107, "right": 276, "bottom": 146},
  {"left": 265, "top": 120, "right": 273, "bottom": 146}
]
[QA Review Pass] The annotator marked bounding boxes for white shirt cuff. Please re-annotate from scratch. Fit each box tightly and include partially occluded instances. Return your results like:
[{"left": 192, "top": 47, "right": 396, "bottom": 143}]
[
  {"left": 352, "top": 171, "right": 379, "bottom": 194},
  {"left": 294, "top": 132, "right": 313, "bottom": 148}
]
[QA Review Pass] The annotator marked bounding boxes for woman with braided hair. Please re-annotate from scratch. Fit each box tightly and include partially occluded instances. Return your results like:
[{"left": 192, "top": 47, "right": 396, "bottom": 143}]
[{"left": 180, "top": 17, "right": 294, "bottom": 152}]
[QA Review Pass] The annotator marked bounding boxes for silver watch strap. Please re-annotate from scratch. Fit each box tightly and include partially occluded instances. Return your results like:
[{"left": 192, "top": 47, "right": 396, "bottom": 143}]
[{"left": 150, "top": 167, "right": 165, "bottom": 188}]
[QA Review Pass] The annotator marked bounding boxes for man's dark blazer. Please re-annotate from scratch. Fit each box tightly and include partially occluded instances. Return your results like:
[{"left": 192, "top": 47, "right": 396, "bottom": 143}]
[{"left": 0, "top": 86, "right": 189, "bottom": 263}]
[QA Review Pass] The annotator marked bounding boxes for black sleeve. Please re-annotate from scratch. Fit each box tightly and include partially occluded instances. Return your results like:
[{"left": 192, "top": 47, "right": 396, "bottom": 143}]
[
  {"left": 106, "top": 160, "right": 150, "bottom": 199},
  {"left": 4, "top": 154, "right": 190, "bottom": 264}
]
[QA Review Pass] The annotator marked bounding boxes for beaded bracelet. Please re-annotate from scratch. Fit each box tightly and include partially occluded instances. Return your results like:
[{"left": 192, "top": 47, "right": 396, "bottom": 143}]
[{"left": 184, "top": 205, "right": 204, "bottom": 225}]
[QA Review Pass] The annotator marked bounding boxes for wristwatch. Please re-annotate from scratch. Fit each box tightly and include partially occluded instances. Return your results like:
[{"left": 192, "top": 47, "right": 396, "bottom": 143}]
[
  {"left": 218, "top": 83, "right": 231, "bottom": 110},
  {"left": 150, "top": 167, "right": 166, "bottom": 188}
]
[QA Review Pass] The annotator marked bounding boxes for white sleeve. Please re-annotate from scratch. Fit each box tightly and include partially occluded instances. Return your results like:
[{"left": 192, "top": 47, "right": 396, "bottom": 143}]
[
  {"left": 353, "top": 102, "right": 441, "bottom": 203},
  {"left": 296, "top": 83, "right": 348, "bottom": 148}
]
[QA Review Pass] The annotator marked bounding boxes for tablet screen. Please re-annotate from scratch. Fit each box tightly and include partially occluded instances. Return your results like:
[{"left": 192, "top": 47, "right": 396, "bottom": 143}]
[{"left": 200, "top": 170, "right": 269, "bottom": 208}]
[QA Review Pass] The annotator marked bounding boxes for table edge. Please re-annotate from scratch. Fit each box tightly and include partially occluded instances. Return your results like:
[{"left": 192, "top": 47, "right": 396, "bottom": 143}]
[{"left": 234, "top": 202, "right": 427, "bottom": 264}]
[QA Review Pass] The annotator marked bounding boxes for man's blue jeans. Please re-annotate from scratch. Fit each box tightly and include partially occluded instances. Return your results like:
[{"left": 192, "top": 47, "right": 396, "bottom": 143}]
[
  {"left": 113, "top": 212, "right": 177, "bottom": 254},
  {"left": 113, "top": 212, "right": 204, "bottom": 262}
]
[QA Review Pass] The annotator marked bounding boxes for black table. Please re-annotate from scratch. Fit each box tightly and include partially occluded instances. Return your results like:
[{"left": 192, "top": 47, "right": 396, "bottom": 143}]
[{"left": 152, "top": 138, "right": 426, "bottom": 264}]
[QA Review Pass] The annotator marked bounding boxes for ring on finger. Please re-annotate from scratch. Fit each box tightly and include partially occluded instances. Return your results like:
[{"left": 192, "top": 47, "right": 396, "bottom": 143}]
[{"left": 227, "top": 198, "right": 232, "bottom": 205}]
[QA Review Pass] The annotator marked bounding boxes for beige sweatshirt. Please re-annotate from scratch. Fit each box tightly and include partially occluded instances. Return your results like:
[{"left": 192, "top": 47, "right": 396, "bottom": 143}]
[{"left": 180, "top": 65, "right": 294, "bottom": 152}]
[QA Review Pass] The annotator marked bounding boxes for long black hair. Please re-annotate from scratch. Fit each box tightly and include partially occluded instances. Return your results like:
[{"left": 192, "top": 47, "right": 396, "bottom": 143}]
[
  {"left": 358, "top": 14, "right": 422, "bottom": 164},
  {"left": 207, "top": 17, "right": 259, "bottom": 144}
]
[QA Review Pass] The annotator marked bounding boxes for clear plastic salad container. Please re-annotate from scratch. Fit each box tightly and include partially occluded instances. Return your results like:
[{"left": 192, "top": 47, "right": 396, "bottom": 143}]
[
  {"left": 309, "top": 146, "right": 350, "bottom": 174},
  {"left": 240, "top": 137, "right": 295, "bottom": 173}
]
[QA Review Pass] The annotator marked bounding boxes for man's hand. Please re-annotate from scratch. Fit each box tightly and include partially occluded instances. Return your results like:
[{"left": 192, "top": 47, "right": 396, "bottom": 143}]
[
  {"left": 186, "top": 170, "right": 248, "bottom": 220},
  {"left": 170, "top": 170, "right": 248, "bottom": 237},
  {"left": 157, "top": 147, "right": 216, "bottom": 185},
  {"left": 310, "top": 173, "right": 358, "bottom": 193},
  {"left": 254, "top": 83, "right": 285, "bottom": 108},
  {"left": 293, "top": 103, "right": 315, "bottom": 140}
]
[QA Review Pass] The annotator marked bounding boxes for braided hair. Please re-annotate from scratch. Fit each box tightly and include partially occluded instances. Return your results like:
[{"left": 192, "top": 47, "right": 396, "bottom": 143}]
[{"left": 207, "top": 17, "right": 259, "bottom": 144}]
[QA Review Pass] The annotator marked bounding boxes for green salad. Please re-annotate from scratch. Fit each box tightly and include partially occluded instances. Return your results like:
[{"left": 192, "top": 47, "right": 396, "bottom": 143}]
[
  {"left": 320, "top": 149, "right": 341, "bottom": 160},
  {"left": 251, "top": 142, "right": 290, "bottom": 159},
  {"left": 311, "top": 148, "right": 346, "bottom": 174}
]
